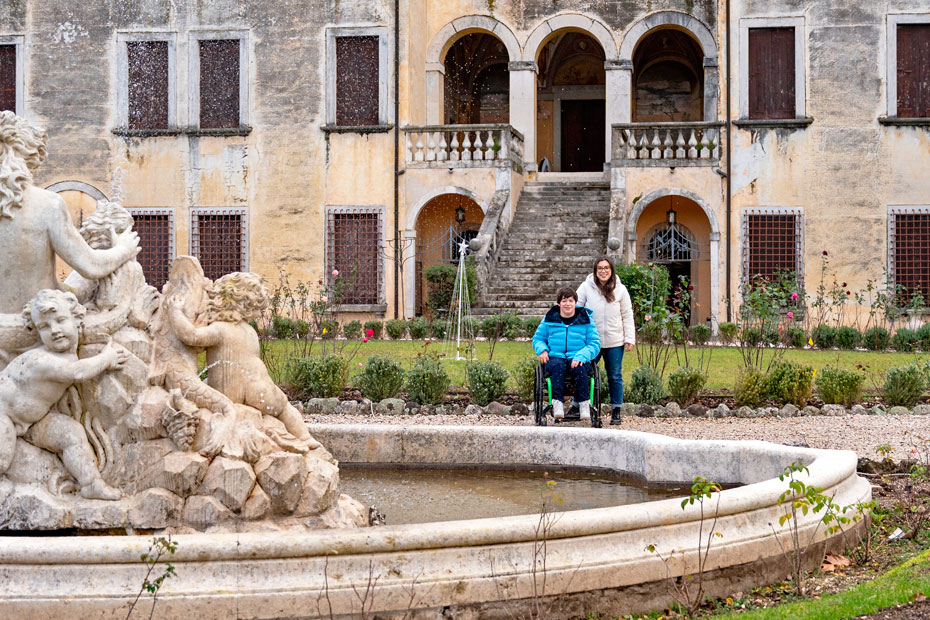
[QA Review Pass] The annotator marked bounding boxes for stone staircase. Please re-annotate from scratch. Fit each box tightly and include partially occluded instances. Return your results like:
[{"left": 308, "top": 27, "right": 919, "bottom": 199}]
[{"left": 473, "top": 173, "right": 611, "bottom": 318}]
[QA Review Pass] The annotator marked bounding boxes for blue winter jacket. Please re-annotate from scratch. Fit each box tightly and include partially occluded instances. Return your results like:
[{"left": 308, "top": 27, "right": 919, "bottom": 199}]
[{"left": 532, "top": 306, "right": 601, "bottom": 363}]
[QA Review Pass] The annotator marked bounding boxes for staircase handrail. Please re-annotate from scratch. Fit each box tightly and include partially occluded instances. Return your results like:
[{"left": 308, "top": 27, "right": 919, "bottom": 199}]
[{"left": 470, "top": 189, "right": 511, "bottom": 299}]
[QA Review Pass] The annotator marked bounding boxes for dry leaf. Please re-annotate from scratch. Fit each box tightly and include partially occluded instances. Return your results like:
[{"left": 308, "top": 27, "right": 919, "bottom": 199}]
[{"left": 821, "top": 553, "right": 851, "bottom": 572}]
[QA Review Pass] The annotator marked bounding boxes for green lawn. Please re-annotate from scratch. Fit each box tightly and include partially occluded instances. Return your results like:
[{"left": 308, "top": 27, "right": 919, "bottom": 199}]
[{"left": 262, "top": 339, "right": 924, "bottom": 391}]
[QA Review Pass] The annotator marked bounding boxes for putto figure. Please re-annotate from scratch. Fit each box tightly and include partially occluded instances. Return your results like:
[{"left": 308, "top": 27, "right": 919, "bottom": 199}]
[{"left": 0, "top": 290, "right": 126, "bottom": 500}]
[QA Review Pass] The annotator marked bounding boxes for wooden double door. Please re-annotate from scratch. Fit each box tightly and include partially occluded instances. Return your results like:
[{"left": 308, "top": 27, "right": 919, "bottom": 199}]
[{"left": 560, "top": 99, "right": 605, "bottom": 172}]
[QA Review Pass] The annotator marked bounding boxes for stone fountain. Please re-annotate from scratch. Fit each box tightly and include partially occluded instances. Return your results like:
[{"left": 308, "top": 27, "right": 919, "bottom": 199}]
[{"left": 0, "top": 112, "right": 870, "bottom": 618}]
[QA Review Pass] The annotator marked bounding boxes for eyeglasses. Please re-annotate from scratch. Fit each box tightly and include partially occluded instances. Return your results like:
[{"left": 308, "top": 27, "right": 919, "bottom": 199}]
[{"left": 596, "top": 266, "right": 611, "bottom": 272}]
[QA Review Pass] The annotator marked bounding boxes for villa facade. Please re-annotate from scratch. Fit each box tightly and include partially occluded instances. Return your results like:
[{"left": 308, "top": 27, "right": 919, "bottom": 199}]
[{"left": 1, "top": 0, "right": 929, "bottom": 325}]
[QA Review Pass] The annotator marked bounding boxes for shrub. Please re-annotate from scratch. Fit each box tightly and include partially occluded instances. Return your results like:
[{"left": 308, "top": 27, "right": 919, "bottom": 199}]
[
  {"left": 363, "top": 320, "right": 383, "bottom": 339},
  {"left": 835, "top": 326, "right": 860, "bottom": 350},
  {"left": 429, "top": 319, "right": 448, "bottom": 339},
  {"left": 688, "top": 324, "right": 711, "bottom": 346},
  {"left": 319, "top": 319, "right": 339, "bottom": 339},
  {"left": 385, "top": 319, "right": 407, "bottom": 340},
  {"left": 523, "top": 316, "right": 542, "bottom": 338},
  {"left": 892, "top": 328, "right": 918, "bottom": 352},
  {"left": 811, "top": 324, "right": 836, "bottom": 349},
  {"left": 343, "top": 320, "right": 363, "bottom": 340},
  {"left": 288, "top": 355, "right": 348, "bottom": 399},
  {"left": 294, "top": 319, "right": 310, "bottom": 338},
  {"left": 626, "top": 366, "right": 665, "bottom": 405},
  {"left": 766, "top": 360, "right": 815, "bottom": 407},
  {"left": 514, "top": 357, "right": 539, "bottom": 403},
  {"left": 615, "top": 262, "right": 671, "bottom": 326},
  {"left": 502, "top": 313, "right": 523, "bottom": 340},
  {"left": 424, "top": 263, "right": 477, "bottom": 317},
  {"left": 667, "top": 366, "right": 706, "bottom": 406},
  {"left": 863, "top": 326, "right": 890, "bottom": 351},
  {"left": 763, "top": 326, "right": 780, "bottom": 346},
  {"left": 718, "top": 322, "right": 738, "bottom": 345},
  {"left": 917, "top": 323, "right": 930, "bottom": 351},
  {"left": 816, "top": 365, "right": 865, "bottom": 407},
  {"left": 272, "top": 315, "right": 295, "bottom": 339},
  {"left": 882, "top": 365, "right": 926, "bottom": 408},
  {"left": 785, "top": 326, "right": 806, "bottom": 348},
  {"left": 466, "top": 361, "right": 510, "bottom": 406},
  {"left": 734, "top": 367, "right": 768, "bottom": 408},
  {"left": 405, "top": 354, "right": 451, "bottom": 405},
  {"left": 355, "top": 356, "right": 406, "bottom": 402},
  {"left": 742, "top": 326, "right": 763, "bottom": 347},
  {"left": 408, "top": 317, "right": 429, "bottom": 339},
  {"left": 479, "top": 313, "right": 518, "bottom": 340}
]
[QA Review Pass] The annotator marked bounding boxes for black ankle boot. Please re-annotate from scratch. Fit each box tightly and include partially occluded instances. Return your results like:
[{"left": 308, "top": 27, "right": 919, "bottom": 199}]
[{"left": 609, "top": 408, "right": 623, "bottom": 425}]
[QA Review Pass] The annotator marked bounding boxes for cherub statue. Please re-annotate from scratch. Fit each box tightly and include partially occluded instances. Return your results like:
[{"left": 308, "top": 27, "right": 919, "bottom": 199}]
[
  {"left": 167, "top": 272, "right": 321, "bottom": 452},
  {"left": 0, "top": 290, "right": 126, "bottom": 500}
]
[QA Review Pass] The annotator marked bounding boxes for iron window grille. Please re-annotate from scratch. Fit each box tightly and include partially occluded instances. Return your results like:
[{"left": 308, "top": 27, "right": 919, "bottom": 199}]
[
  {"left": 889, "top": 206, "right": 930, "bottom": 304},
  {"left": 326, "top": 207, "right": 384, "bottom": 305},
  {"left": 742, "top": 207, "right": 804, "bottom": 287},
  {"left": 127, "top": 208, "right": 175, "bottom": 291},
  {"left": 190, "top": 207, "right": 248, "bottom": 281}
]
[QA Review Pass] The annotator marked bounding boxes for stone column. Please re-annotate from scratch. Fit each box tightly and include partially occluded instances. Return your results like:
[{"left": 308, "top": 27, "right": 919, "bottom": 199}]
[
  {"left": 605, "top": 59, "right": 632, "bottom": 168},
  {"left": 426, "top": 63, "right": 445, "bottom": 125},
  {"left": 703, "top": 57, "right": 719, "bottom": 121},
  {"left": 508, "top": 61, "right": 537, "bottom": 172}
]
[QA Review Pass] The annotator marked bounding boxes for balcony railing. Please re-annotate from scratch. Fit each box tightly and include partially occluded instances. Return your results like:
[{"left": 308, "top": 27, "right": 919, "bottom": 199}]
[
  {"left": 404, "top": 124, "right": 524, "bottom": 171},
  {"left": 612, "top": 121, "right": 724, "bottom": 167}
]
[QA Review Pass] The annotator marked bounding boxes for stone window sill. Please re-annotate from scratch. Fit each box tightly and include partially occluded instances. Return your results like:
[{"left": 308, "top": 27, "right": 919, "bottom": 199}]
[
  {"left": 321, "top": 124, "right": 394, "bottom": 134},
  {"left": 733, "top": 117, "right": 814, "bottom": 129},
  {"left": 878, "top": 117, "right": 930, "bottom": 127},
  {"left": 332, "top": 304, "right": 387, "bottom": 315},
  {"left": 112, "top": 126, "right": 252, "bottom": 138}
]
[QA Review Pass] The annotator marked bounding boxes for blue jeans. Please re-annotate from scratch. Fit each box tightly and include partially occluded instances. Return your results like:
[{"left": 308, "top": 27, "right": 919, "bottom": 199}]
[
  {"left": 595, "top": 346, "right": 625, "bottom": 407},
  {"left": 545, "top": 357, "right": 590, "bottom": 403}
]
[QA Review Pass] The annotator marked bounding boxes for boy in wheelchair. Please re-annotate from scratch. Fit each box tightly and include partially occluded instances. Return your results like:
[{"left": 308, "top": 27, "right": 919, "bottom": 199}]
[{"left": 531, "top": 287, "right": 601, "bottom": 420}]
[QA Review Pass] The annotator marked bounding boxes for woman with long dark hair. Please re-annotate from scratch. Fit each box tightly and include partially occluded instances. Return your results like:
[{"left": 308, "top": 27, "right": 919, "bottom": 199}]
[{"left": 576, "top": 257, "right": 635, "bottom": 425}]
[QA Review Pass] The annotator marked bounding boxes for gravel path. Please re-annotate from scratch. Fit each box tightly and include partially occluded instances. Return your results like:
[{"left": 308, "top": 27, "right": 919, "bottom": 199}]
[{"left": 305, "top": 413, "right": 930, "bottom": 463}]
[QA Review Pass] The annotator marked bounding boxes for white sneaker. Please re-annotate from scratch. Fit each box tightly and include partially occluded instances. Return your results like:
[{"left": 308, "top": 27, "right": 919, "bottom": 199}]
[
  {"left": 552, "top": 400, "right": 564, "bottom": 419},
  {"left": 579, "top": 401, "right": 591, "bottom": 420}
]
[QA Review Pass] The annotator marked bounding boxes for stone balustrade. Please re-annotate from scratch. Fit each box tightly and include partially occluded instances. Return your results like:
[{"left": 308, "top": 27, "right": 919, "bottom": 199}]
[
  {"left": 612, "top": 121, "right": 724, "bottom": 166},
  {"left": 404, "top": 124, "right": 524, "bottom": 170}
]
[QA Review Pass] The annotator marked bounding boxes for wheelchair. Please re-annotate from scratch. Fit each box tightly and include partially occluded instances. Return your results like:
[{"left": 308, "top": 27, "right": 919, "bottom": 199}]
[{"left": 532, "top": 361, "right": 602, "bottom": 428}]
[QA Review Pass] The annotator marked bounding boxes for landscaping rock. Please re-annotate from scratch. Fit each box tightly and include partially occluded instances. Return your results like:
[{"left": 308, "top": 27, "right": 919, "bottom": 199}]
[
  {"left": 254, "top": 453, "right": 306, "bottom": 514},
  {"left": 376, "top": 398, "right": 406, "bottom": 415},
  {"left": 418, "top": 405, "right": 434, "bottom": 415},
  {"left": 636, "top": 404, "right": 655, "bottom": 417},
  {"left": 850, "top": 405, "right": 869, "bottom": 416},
  {"left": 888, "top": 406, "right": 910, "bottom": 416},
  {"left": 335, "top": 400, "right": 359, "bottom": 416},
  {"left": 201, "top": 457, "right": 256, "bottom": 512},
  {"left": 665, "top": 402, "right": 681, "bottom": 416},
  {"left": 778, "top": 404, "right": 799, "bottom": 417},
  {"left": 735, "top": 406, "right": 753, "bottom": 418},
  {"left": 129, "top": 488, "right": 182, "bottom": 528},
  {"left": 822, "top": 404, "right": 846, "bottom": 416},
  {"left": 465, "top": 404, "right": 482, "bottom": 416},
  {"left": 358, "top": 399, "right": 373, "bottom": 415},
  {"left": 871, "top": 405, "right": 886, "bottom": 415},
  {"left": 621, "top": 403, "right": 637, "bottom": 416},
  {"left": 183, "top": 495, "right": 233, "bottom": 530},
  {"left": 404, "top": 401, "right": 418, "bottom": 413},
  {"left": 801, "top": 406, "right": 820, "bottom": 416},
  {"left": 486, "top": 402, "right": 511, "bottom": 416},
  {"left": 683, "top": 404, "right": 706, "bottom": 418},
  {"left": 304, "top": 398, "right": 341, "bottom": 414},
  {"left": 511, "top": 403, "right": 528, "bottom": 417},
  {"left": 912, "top": 404, "right": 930, "bottom": 415},
  {"left": 713, "top": 403, "right": 730, "bottom": 418}
]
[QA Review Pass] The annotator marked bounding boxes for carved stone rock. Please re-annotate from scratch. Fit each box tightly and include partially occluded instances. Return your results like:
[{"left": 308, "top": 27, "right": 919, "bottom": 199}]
[
  {"left": 294, "top": 458, "right": 339, "bottom": 517},
  {"left": 242, "top": 485, "right": 271, "bottom": 521},
  {"left": 201, "top": 457, "right": 256, "bottom": 512},
  {"left": 129, "top": 488, "right": 184, "bottom": 528},
  {"left": 183, "top": 495, "right": 233, "bottom": 530},
  {"left": 254, "top": 453, "right": 307, "bottom": 514},
  {"left": 153, "top": 452, "right": 209, "bottom": 497}
]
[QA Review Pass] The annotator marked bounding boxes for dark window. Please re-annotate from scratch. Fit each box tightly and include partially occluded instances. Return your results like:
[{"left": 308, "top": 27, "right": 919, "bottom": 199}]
[
  {"left": 892, "top": 212, "right": 930, "bottom": 303},
  {"left": 744, "top": 213, "right": 800, "bottom": 282},
  {"left": 131, "top": 212, "right": 172, "bottom": 290},
  {"left": 328, "top": 211, "right": 380, "bottom": 304},
  {"left": 748, "top": 27, "right": 795, "bottom": 120},
  {"left": 0, "top": 44, "right": 15, "bottom": 113},
  {"left": 127, "top": 40, "right": 169, "bottom": 129},
  {"left": 199, "top": 39, "right": 240, "bottom": 128},
  {"left": 192, "top": 211, "right": 245, "bottom": 280},
  {"left": 897, "top": 24, "right": 930, "bottom": 118},
  {"left": 335, "top": 35, "right": 379, "bottom": 126}
]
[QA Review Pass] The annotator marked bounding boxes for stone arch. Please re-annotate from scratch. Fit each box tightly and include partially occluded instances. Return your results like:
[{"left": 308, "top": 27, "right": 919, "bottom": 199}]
[
  {"left": 406, "top": 186, "right": 488, "bottom": 230},
  {"left": 522, "top": 13, "right": 618, "bottom": 62},
  {"left": 626, "top": 187, "right": 719, "bottom": 238},
  {"left": 619, "top": 11, "right": 717, "bottom": 60},
  {"left": 426, "top": 16, "right": 521, "bottom": 65},
  {"left": 45, "top": 180, "right": 108, "bottom": 201}
]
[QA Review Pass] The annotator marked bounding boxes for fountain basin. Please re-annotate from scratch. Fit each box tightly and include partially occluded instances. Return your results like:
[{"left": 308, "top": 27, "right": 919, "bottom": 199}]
[{"left": 0, "top": 425, "right": 870, "bottom": 619}]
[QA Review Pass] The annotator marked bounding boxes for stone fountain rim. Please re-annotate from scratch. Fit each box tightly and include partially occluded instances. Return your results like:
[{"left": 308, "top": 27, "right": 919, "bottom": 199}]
[{"left": 0, "top": 425, "right": 856, "bottom": 565}]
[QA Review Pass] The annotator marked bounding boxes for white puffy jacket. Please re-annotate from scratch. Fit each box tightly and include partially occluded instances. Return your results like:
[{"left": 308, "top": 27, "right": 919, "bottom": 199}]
[{"left": 576, "top": 273, "right": 636, "bottom": 348}]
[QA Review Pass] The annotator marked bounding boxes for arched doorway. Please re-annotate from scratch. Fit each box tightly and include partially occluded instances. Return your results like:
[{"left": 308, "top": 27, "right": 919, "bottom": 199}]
[
  {"left": 413, "top": 194, "right": 483, "bottom": 316},
  {"left": 444, "top": 34, "right": 510, "bottom": 124},
  {"left": 632, "top": 28, "right": 704, "bottom": 122},
  {"left": 535, "top": 32, "right": 606, "bottom": 172},
  {"left": 635, "top": 195, "right": 711, "bottom": 326}
]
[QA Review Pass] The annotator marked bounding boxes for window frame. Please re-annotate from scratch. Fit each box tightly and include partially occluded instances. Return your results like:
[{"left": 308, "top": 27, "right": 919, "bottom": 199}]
[
  {"left": 126, "top": 207, "right": 176, "bottom": 288},
  {"left": 739, "top": 17, "right": 807, "bottom": 122},
  {"left": 888, "top": 205, "right": 930, "bottom": 304},
  {"left": 325, "top": 205, "right": 385, "bottom": 307},
  {"left": 0, "top": 34, "right": 25, "bottom": 114},
  {"left": 116, "top": 31, "right": 178, "bottom": 130},
  {"left": 189, "top": 206, "right": 249, "bottom": 274},
  {"left": 886, "top": 14, "right": 930, "bottom": 119},
  {"left": 324, "top": 26, "right": 392, "bottom": 128},
  {"left": 188, "top": 30, "right": 250, "bottom": 130},
  {"left": 741, "top": 206, "right": 805, "bottom": 286}
]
